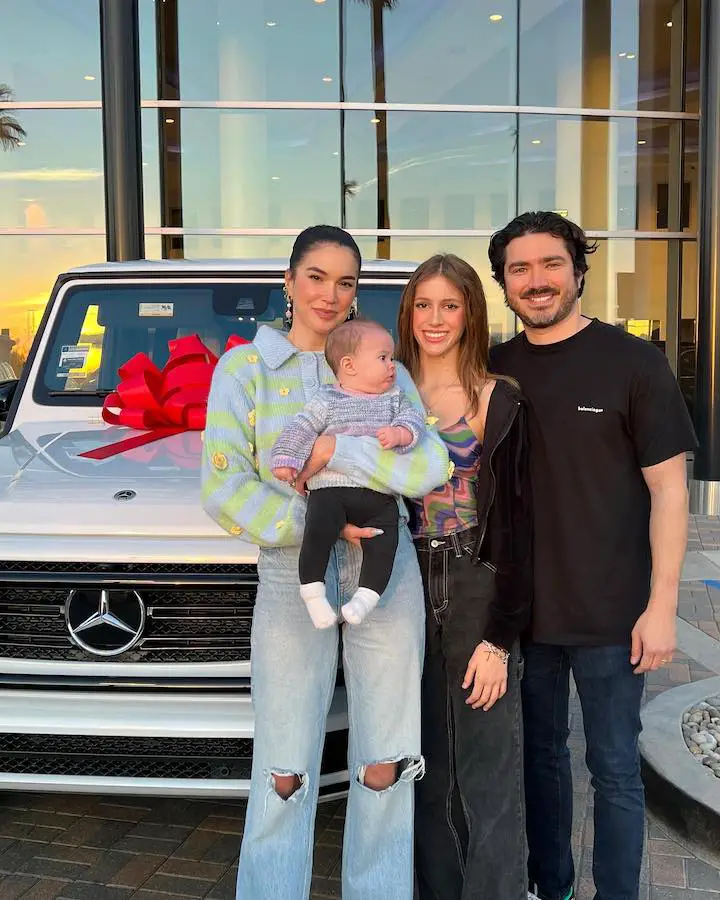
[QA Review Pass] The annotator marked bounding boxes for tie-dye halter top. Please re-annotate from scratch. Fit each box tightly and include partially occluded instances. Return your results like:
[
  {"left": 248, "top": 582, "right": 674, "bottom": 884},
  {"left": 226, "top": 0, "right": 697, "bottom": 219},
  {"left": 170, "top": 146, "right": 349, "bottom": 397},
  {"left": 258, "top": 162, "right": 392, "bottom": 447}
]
[{"left": 410, "top": 417, "right": 482, "bottom": 537}]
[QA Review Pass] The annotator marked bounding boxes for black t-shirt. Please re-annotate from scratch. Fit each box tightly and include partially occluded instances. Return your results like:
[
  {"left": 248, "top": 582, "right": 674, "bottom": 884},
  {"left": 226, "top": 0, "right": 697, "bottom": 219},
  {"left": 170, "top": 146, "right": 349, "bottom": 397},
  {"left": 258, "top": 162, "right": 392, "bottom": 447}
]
[{"left": 490, "top": 319, "right": 698, "bottom": 646}]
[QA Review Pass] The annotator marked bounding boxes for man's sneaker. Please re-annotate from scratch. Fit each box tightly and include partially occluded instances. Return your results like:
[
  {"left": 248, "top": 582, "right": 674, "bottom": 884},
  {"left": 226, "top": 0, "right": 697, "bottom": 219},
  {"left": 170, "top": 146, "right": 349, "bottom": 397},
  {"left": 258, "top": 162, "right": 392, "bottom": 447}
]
[{"left": 528, "top": 888, "right": 575, "bottom": 900}]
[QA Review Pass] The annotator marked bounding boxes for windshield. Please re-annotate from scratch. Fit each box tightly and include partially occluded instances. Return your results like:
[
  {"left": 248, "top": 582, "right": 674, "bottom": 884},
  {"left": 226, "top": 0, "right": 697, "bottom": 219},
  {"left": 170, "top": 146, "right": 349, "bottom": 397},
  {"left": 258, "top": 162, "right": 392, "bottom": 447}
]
[{"left": 37, "top": 279, "right": 405, "bottom": 403}]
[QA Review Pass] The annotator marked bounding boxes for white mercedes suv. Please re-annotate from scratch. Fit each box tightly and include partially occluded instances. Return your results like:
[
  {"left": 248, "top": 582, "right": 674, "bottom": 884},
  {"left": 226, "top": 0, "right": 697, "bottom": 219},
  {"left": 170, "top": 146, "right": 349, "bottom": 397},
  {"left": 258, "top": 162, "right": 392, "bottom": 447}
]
[{"left": 0, "top": 258, "right": 412, "bottom": 798}]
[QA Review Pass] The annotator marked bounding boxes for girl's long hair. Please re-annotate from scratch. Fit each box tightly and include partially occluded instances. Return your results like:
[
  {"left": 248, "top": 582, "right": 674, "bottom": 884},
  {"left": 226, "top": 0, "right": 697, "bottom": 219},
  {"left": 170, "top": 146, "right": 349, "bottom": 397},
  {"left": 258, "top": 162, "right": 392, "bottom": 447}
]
[{"left": 395, "top": 254, "right": 490, "bottom": 418}]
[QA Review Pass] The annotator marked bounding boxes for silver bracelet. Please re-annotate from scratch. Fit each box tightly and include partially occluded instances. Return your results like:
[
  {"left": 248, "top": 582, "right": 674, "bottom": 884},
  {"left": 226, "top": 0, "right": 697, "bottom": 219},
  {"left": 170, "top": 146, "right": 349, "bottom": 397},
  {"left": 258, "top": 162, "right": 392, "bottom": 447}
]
[{"left": 480, "top": 640, "right": 510, "bottom": 664}]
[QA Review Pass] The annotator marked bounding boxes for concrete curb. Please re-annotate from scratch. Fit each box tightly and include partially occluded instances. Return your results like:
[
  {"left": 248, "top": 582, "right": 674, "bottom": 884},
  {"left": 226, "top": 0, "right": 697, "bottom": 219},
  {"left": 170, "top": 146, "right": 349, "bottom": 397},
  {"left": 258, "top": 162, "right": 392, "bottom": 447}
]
[
  {"left": 676, "top": 618, "right": 720, "bottom": 675},
  {"left": 681, "top": 550, "right": 720, "bottom": 583},
  {"left": 640, "top": 676, "right": 720, "bottom": 867}
]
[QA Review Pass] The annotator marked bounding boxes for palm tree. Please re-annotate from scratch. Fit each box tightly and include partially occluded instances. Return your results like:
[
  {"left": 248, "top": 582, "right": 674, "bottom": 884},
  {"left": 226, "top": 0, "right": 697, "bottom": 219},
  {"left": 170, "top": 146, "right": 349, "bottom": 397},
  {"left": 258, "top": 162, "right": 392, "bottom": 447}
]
[
  {"left": 354, "top": 0, "right": 396, "bottom": 259},
  {"left": 0, "top": 84, "right": 26, "bottom": 151}
]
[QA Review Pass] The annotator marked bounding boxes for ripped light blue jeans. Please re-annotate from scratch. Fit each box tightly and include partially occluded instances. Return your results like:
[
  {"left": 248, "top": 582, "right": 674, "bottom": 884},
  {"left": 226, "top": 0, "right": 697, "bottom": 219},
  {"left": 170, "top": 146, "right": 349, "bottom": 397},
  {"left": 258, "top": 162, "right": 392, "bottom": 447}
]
[{"left": 236, "top": 521, "right": 425, "bottom": 900}]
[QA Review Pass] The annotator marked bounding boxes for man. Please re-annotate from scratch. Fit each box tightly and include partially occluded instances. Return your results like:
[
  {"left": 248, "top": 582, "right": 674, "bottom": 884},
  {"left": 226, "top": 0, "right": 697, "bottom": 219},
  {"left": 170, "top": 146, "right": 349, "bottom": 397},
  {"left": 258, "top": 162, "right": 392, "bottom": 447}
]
[{"left": 489, "top": 211, "right": 697, "bottom": 900}]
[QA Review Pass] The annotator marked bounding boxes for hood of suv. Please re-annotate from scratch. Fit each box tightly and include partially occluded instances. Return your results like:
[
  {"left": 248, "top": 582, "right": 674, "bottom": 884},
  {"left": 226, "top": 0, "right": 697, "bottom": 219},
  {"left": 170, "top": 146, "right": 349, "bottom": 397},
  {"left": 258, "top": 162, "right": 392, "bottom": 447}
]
[{"left": 0, "top": 422, "right": 238, "bottom": 539}]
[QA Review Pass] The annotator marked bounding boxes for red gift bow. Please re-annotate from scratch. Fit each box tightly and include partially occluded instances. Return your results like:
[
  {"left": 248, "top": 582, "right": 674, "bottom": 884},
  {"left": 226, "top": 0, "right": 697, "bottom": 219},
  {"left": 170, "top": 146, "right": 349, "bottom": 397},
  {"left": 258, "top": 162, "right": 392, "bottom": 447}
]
[
  {"left": 106, "top": 431, "right": 204, "bottom": 469},
  {"left": 79, "top": 334, "right": 249, "bottom": 461}
]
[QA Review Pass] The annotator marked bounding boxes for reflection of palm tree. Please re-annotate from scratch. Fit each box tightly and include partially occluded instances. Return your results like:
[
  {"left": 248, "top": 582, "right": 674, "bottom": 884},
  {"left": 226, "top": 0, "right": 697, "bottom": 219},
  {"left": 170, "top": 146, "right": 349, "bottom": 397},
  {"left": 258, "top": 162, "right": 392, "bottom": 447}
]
[
  {"left": 0, "top": 84, "right": 27, "bottom": 151},
  {"left": 355, "top": 0, "right": 396, "bottom": 259}
]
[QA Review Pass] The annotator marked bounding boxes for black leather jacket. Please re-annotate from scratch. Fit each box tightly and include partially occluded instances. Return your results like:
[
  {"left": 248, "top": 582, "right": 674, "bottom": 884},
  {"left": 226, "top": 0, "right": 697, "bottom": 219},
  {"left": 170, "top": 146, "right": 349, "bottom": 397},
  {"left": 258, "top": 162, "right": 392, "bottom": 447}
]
[
  {"left": 470, "top": 378, "right": 533, "bottom": 650},
  {"left": 406, "top": 378, "right": 533, "bottom": 650}
]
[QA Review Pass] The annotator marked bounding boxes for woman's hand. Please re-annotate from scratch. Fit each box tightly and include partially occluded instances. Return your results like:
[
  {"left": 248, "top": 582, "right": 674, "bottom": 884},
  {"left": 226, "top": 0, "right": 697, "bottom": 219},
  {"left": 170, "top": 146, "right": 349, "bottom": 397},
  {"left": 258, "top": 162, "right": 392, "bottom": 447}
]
[
  {"left": 340, "top": 523, "right": 385, "bottom": 547},
  {"left": 294, "top": 435, "right": 336, "bottom": 494},
  {"left": 463, "top": 643, "right": 508, "bottom": 711}
]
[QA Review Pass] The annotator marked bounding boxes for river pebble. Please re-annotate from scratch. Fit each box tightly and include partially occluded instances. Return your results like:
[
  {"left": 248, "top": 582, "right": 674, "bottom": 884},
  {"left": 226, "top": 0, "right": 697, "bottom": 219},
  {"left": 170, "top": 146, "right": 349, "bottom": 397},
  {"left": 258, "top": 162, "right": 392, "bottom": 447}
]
[{"left": 683, "top": 697, "right": 720, "bottom": 777}]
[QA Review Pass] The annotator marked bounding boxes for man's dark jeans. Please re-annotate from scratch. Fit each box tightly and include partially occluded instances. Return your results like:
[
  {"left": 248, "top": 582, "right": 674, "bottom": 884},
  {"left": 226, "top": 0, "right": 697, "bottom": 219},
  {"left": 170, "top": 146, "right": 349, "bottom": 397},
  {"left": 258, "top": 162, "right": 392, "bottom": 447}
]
[
  {"left": 522, "top": 643, "right": 645, "bottom": 900},
  {"left": 414, "top": 529, "right": 527, "bottom": 900}
]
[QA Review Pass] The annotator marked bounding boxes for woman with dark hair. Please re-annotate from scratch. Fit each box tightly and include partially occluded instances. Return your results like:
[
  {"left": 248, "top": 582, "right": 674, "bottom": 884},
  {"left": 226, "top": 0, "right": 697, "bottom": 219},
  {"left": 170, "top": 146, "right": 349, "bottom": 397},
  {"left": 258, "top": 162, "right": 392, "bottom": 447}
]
[
  {"left": 201, "top": 226, "right": 449, "bottom": 900},
  {"left": 395, "top": 253, "right": 532, "bottom": 900}
]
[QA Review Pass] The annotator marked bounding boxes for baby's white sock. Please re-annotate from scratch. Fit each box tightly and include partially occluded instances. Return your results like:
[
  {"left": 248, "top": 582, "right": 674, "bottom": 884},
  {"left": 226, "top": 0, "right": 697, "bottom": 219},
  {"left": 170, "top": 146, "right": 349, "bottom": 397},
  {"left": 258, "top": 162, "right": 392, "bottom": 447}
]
[
  {"left": 342, "top": 587, "right": 381, "bottom": 626},
  {"left": 300, "top": 582, "right": 337, "bottom": 629}
]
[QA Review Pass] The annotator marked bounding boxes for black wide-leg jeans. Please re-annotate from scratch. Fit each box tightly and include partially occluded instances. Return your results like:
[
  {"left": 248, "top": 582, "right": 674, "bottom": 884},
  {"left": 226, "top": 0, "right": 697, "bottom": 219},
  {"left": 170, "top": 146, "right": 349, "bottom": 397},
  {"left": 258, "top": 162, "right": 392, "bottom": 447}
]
[{"left": 414, "top": 527, "right": 527, "bottom": 900}]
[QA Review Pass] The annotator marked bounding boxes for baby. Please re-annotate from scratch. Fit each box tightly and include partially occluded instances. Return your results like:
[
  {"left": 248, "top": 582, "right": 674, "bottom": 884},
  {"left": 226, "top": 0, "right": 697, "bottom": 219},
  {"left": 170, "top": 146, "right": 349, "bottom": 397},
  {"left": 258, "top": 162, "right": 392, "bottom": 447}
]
[{"left": 271, "top": 318, "right": 425, "bottom": 628}]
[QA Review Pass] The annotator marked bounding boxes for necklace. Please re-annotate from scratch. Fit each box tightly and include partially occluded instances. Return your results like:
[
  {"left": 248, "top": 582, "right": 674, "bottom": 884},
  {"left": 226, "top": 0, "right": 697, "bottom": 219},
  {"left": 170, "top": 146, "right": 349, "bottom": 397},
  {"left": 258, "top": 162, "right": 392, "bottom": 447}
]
[{"left": 420, "top": 380, "right": 461, "bottom": 425}]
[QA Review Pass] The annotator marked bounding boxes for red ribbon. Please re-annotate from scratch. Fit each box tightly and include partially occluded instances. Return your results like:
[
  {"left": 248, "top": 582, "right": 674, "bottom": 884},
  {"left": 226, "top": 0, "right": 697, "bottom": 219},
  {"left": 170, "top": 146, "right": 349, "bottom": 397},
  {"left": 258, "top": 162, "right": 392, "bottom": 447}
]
[{"left": 79, "top": 334, "right": 248, "bottom": 461}]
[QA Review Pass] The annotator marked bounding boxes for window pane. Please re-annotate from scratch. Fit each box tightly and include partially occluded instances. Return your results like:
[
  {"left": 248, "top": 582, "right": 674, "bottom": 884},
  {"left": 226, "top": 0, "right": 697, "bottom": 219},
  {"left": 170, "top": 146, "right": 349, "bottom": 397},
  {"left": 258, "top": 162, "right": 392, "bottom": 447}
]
[
  {"left": 0, "top": 110, "right": 104, "bottom": 229},
  {"left": 172, "top": 0, "right": 339, "bottom": 101},
  {"left": 172, "top": 235, "right": 514, "bottom": 346},
  {"left": 685, "top": 0, "right": 701, "bottom": 114},
  {"left": 680, "top": 241, "right": 697, "bottom": 417},
  {"left": 0, "top": 0, "right": 101, "bottom": 101},
  {"left": 40, "top": 283, "right": 288, "bottom": 397},
  {"left": 170, "top": 110, "right": 340, "bottom": 229},
  {"left": 142, "top": 110, "right": 161, "bottom": 229},
  {"left": 344, "top": 112, "right": 516, "bottom": 231},
  {"left": 518, "top": 116, "right": 693, "bottom": 232},
  {"left": 0, "top": 235, "right": 107, "bottom": 378},
  {"left": 181, "top": 235, "right": 292, "bottom": 260},
  {"left": 139, "top": 0, "right": 159, "bottom": 100},
  {"left": 685, "top": 120, "right": 699, "bottom": 233},
  {"left": 583, "top": 239, "right": 668, "bottom": 342},
  {"left": 377, "top": 237, "right": 513, "bottom": 344},
  {"left": 344, "top": 0, "right": 517, "bottom": 105},
  {"left": 145, "top": 235, "right": 163, "bottom": 260},
  {"left": 520, "top": 0, "right": 684, "bottom": 112}
]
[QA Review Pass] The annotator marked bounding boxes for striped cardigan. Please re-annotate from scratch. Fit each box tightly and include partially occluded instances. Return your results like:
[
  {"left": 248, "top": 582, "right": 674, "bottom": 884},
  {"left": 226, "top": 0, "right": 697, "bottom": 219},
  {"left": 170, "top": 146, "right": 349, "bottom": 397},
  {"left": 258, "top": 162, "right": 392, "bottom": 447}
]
[{"left": 201, "top": 325, "right": 450, "bottom": 548}]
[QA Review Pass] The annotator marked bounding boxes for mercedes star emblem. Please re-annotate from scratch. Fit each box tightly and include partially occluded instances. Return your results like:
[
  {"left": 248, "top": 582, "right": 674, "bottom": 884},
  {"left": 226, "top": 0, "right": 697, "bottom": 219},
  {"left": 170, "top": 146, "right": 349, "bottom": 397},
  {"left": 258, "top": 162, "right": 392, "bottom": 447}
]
[
  {"left": 114, "top": 490, "right": 137, "bottom": 502},
  {"left": 65, "top": 588, "right": 146, "bottom": 657}
]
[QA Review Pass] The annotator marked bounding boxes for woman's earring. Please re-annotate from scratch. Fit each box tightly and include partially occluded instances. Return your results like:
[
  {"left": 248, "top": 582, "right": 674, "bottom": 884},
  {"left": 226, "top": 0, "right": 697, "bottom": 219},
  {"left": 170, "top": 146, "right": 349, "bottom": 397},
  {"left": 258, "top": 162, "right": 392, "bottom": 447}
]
[
  {"left": 283, "top": 284, "right": 293, "bottom": 328},
  {"left": 347, "top": 297, "right": 358, "bottom": 321}
]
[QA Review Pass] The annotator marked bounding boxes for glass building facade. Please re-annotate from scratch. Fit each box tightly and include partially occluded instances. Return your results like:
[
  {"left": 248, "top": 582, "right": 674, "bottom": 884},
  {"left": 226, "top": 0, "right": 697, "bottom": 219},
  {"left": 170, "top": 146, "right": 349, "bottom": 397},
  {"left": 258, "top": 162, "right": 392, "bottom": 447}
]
[{"left": 2, "top": 0, "right": 718, "bottom": 497}]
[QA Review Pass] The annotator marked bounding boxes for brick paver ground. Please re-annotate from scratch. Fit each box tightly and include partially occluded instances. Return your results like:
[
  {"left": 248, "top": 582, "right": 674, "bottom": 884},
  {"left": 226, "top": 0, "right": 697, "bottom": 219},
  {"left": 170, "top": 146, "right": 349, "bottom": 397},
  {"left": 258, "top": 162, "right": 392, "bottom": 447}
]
[{"left": 0, "top": 517, "right": 719, "bottom": 899}]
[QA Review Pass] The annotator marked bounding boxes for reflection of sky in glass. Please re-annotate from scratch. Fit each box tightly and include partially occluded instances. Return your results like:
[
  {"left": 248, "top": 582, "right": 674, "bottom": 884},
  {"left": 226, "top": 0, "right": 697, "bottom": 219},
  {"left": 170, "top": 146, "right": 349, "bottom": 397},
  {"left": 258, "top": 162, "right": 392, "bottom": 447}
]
[
  {"left": 520, "top": 0, "right": 678, "bottom": 111},
  {"left": 344, "top": 112, "right": 515, "bottom": 231},
  {"left": 152, "top": 108, "right": 518, "bottom": 231},
  {"left": 140, "top": 0, "right": 519, "bottom": 104},
  {"left": 139, "top": 0, "right": 158, "bottom": 100},
  {"left": 141, "top": 110, "right": 161, "bottom": 228},
  {"left": 0, "top": 111, "right": 104, "bottom": 229},
  {"left": 518, "top": 117, "right": 667, "bottom": 231},
  {"left": 345, "top": 0, "right": 517, "bottom": 105},
  {"left": 0, "top": 0, "right": 101, "bottom": 100},
  {"left": 176, "top": 0, "right": 340, "bottom": 102},
  {"left": 177, "top": 110, "right": 340, "bottom": 229},
  {"left": 0, "top": 236, "right": 107, "bottom": 364},
  {"left": 0, "top": 0, "right": 701, "bottom": 367}
]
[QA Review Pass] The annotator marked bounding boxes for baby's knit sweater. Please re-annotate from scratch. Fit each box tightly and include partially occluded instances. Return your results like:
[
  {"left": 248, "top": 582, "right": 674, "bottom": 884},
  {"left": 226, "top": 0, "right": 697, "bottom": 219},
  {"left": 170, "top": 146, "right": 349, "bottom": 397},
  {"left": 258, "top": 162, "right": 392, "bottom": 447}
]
[
  {"left": 200, "top": 326, "right": 451, "bottom": 548},
  {"left": 270, "top": 384, "right": 426, "bottom": 491}
]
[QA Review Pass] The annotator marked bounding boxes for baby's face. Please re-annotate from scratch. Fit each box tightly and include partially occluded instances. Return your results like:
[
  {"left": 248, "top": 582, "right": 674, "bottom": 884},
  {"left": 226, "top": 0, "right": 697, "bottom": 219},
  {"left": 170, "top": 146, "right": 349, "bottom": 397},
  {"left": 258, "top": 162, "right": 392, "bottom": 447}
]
[{"left": 340, "top": 329, "right": 396, "bottom": 394}]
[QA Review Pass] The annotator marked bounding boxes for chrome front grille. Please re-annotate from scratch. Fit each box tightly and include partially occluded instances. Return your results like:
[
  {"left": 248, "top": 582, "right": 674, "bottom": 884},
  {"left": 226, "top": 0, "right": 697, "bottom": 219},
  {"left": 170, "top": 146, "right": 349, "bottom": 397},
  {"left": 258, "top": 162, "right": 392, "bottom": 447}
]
[
  {"left": 0, "top": 566, "right": 257, "bottom": 663},
  {"left": 0, "top": 733, "right": 254, "bottom": 779},
  {"left": 0, "top": 729, "right": 348, "bottom": 781},
  {"left": 0, "top": 560, "right": 257, "bottom": 576}
]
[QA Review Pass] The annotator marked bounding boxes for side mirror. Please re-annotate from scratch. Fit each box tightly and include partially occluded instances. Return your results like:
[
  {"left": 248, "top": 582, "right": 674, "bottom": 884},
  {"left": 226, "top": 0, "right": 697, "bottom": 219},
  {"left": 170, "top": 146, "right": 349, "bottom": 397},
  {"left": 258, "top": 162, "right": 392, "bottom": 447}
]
[{"left": 0, "top": 379, "right": 19, "bottom": 423}]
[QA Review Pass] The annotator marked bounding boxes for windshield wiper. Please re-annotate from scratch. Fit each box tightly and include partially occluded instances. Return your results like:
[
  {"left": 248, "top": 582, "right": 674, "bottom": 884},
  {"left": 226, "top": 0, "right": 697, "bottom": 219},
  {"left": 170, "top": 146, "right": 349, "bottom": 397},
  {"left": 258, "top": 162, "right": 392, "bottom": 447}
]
[{"left": 48, "top": 390, "right": 113, "bottom": 398}]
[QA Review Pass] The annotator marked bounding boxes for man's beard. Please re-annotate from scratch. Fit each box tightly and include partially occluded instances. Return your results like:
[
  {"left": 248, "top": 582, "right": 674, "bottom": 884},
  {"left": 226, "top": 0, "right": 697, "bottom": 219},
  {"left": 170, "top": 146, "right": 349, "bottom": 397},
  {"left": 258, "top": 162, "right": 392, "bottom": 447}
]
[{"left": 504, "top": 284, "right": 579, "bottom": 330}]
